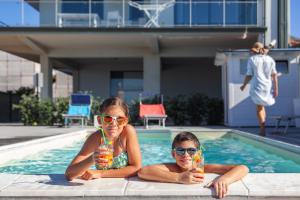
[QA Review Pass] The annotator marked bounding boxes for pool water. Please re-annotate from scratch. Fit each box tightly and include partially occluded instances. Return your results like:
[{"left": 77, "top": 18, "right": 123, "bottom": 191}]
[{"left": 1, "top": 131, "right": 300, "bottom": 174}]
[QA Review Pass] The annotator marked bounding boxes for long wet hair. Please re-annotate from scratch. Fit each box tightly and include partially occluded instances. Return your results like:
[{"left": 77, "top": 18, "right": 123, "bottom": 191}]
[
  {"left": 100, "top": 97, "right": 129, "bottom": 117},
  {"left": 172, "top": 131, "right": 200, "bottom": 149}
]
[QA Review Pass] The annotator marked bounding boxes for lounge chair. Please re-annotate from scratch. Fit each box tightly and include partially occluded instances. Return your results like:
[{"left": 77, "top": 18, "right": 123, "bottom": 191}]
[
  {"left": 270, "top": 115, "right": 300, "bottom": 134},
  {"left": 62, "top": 94, "right": 91, "bottom": 127},
  {"left": 139, "top": 103, "right": 167, "bottom": 129}
]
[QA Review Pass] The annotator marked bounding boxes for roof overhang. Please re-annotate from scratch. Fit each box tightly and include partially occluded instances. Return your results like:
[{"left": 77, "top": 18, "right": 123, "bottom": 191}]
[{"left": 0, "top": 27, "right": 266, "bottom": 63}]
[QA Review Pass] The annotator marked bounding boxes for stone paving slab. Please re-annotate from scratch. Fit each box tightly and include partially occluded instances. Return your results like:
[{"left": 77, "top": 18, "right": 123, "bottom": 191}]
[
  {"left": 0, "top": 174, "right": 127, "bottom": 197},
  {"left": 0, "top": 173, "right": 21, "bottom": 191},
  {"left": 243, "top": 173, "right": 300, "bottom": 197},
  {"left": 0, "top": 174, "right": 300, "bottom": 199},
  {"left": 126, "top": 175, "right": 248, "bottom": 198}
]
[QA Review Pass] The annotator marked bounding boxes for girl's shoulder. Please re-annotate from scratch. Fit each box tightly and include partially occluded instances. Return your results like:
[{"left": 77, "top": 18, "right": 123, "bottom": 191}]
[
  {"left": 86, "top": 130, "right": 101, "bottom": 141},
  {"left": 123, "top": 124, "right": 137, "bottom": 135}
]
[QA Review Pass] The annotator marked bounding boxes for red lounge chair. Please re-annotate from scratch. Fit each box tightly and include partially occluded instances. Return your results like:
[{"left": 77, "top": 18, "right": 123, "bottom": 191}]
[{"left": 139, "top": 103, "right": 167, "bottom": 129}]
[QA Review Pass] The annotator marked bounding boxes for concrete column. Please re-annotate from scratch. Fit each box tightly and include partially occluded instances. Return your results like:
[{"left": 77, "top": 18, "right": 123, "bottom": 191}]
[
  {"left": 143, "top": 55, "right": 161, "bottom": 95},
  {"left": 40, "top": 55, "right": 53, "bottom": 100},
  {"left": 73, "top": 69, "right": 79, "bottom": 93}
]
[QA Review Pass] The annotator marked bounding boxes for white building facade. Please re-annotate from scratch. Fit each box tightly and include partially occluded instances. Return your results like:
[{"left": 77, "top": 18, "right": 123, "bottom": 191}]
[{"left": 0, "top": 0, "right": 298, "bottom": 126}]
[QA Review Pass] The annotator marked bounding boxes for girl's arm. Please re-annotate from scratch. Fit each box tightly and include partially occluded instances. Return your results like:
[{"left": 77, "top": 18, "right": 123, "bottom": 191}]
[
  {"left": 89, "top": 125, "right": 142, "bottom": 178},
  {"left": 138, "top": 164, "right": 204, "bottom": 184},
  {"left": 240, "top": 75, "right": 252, "bottom": 91},
  {"left": 272, "top": 73, "right": 278, "bottom": 97},
  {"left": 65, "top": 132, "right": 98, "bottom": 181}
]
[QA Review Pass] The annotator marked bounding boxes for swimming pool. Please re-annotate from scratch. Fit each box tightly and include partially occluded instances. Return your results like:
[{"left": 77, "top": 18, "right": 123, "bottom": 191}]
[{"left": 0, "top": 130, "right": 300, "bottom": 174}]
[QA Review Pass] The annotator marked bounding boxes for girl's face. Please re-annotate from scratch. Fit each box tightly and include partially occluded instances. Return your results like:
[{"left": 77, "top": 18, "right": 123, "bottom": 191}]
[
  {"left": 100, "top": 105, "right": 128, "bottom": 140},
  {"left": 172, "top": 140, "right": 197, "bottom": 171}
]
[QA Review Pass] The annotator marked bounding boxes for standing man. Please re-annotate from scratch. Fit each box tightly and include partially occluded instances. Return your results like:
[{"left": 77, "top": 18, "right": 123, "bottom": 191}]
[{"left": 240, "top": 42, "right": 278, "bottom": 136}]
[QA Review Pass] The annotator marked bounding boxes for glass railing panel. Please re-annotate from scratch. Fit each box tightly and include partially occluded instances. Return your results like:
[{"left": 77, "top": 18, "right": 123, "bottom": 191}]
[
  {"left": 58, "top": 0, "right": 91, "bottom": 27},
  {"left": 225, "top": 1, "right": 257, "bottom": 25},
  {"left": 98, "top": 1, "right": 124, "bottom": 27},
  {"left": 0, "top": 0, "right": 261, "bottom": 28},
  {"left": 173, "top": 1, "right": 190, "bottom": 26},
  {"left": 23, "top": 1, "right": 40, "bottom": 27},
  {"left": 0, "top": 0, "right": 22, "bottom": 27},
  {"left": 191, "top": 2, "right": 223, "bottom": 26}
]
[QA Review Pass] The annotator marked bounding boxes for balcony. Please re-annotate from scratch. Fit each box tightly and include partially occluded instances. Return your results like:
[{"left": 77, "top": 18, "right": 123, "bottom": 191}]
[{"left": 0, "top": 0, "right": 263, "bottom": 28}]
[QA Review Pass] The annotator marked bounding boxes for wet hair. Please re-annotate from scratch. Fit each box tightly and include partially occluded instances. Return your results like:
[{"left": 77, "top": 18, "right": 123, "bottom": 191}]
[
  {"left": 251, "top": 42, "right": 267, "bottom": 55},
  {"left": 100, "top": 97, "right": 129, "bottom": 117},
  {"left": 172, "top": 131, "right": 200, "bottom": 149}
]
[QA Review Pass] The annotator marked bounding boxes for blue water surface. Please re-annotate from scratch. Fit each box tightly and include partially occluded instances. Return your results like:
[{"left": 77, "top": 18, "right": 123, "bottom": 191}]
[{"left": 1, "top": 132, "right": 300, "bottom": 174}]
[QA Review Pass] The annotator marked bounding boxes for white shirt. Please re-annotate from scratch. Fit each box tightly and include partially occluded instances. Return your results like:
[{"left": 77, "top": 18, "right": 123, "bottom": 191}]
[{"left": 246, "top": 54, "right": 277, "bottom": 106}]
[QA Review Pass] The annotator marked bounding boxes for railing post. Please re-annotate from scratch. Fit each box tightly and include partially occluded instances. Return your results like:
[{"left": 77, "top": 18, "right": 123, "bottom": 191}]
[
  {"left": 55, "top": 0, "right": 58, "bottom": 26},
  {"left": 21, "top": 0, "right": 24, "bottom": 26},
  {"left": 122, "top": 0, "right": 125, "bottom": 26},
  {"left": 89, "top": 0, "right": 91, "bottom": 27},
  {"left": 223, "top": 0, "right": 225, "bottom": 26},
  {"left": 189, "top": 0, "right": 192, "bottom": 27}
]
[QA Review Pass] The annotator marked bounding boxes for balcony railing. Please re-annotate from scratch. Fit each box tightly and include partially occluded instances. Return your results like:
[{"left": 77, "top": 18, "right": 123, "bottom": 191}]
[{"left": 0, "top": 0, "right": 263, "bottom": 28}]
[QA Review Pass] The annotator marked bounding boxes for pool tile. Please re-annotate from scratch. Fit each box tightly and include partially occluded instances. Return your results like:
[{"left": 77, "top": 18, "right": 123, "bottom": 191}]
[
  {"left": 126, "top": 174, "right": 248, "bottom": 198},
  {"left": 0, "top": 174, "right": 127, "bottom": 197},
  {"left": 243, "top": 173, "right": 300, "bottom": 197}
]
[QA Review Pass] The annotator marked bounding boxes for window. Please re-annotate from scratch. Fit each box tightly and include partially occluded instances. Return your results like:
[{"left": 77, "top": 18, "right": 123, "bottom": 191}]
[
  {"left": 275, "top": 60, "right": 289, "bottom": 74},
  {"left": 110, "top": 71, "right": 143, "bottom": 103}
]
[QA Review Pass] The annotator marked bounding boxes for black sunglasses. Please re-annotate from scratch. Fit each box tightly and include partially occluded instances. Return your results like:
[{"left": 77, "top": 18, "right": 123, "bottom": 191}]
[{"left": 174, "top": 147, "right": 198, "bottom": 156}]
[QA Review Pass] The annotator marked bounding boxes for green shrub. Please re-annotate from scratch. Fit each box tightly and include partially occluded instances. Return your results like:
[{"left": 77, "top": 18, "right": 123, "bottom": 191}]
[
  {"left": 186, "top": 93, "right": 209, "bottom": 125},
  {"left": 207, "top": 97, "right": 224, "bottom": 125},
  {"left": 38, "top": 100, "right": 54, "bottom": 125},
  {"left": 165, "top": 95, "right": 188, "bottom": 125},
  {"left": 13, "top": 94, "right": 40, "bottom": 125},
  {"left": 53, "top": 97, "right": 69, "bottom": 126},
  {"left": 91, "top": 96, "right": 104, "bottom": 116}
]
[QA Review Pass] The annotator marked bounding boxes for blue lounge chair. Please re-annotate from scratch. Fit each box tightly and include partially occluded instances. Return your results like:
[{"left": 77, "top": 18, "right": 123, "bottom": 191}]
[{"left": 62, "top": 94, "right": 91, "bottom": 127}]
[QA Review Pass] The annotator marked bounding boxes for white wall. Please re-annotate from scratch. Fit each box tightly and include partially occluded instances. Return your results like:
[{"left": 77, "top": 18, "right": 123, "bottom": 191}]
[
  {"left": 79, "top": 59, "right": 142, "bottom": 98},
  {"left": 226, "top": 51, "right": 300, "bottom": 127}
]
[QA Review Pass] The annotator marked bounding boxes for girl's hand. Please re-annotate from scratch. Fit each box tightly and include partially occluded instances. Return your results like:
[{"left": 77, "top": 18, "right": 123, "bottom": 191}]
[
  {"left": 93, "top": 146, "right": 110, "bottom": 168},
  {"left": 81, "top": 169, "right": 102, "bottom": 180},
  {"left": 205, "top": 177, "right": 229, "bottom": 199},
  {"left": 273, "top": 89, "right": 278, "bottom": 98},
  {"left": 240, "top": 84, "right": 246, "bottom": 91},
  {"left": 178, "top": 170, "right": 204, "bottom": 184}
]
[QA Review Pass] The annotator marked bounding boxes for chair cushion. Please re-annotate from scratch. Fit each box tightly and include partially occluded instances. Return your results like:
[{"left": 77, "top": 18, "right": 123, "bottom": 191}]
[
  {"left": 68, "top": 105, "right": 90, "bottom": 118},
  {"left": 139, "top": 104, "right": 166, "bottom": 118}
]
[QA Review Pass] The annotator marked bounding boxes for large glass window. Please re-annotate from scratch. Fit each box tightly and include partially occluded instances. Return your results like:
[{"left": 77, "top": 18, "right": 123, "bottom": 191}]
[
  {"left": 110, "top": 71, "right": 143, "bottom": 103},
  {"left": 192, "top": 0, "right": 223, "bottom": 25},
  {"left": 175, "top": 0, "right": 257, "bottom": 26},
  {"left": 61, "top": 0, "right": 89, "bottom": 14},
  {"left": 225, "top": 0, "right": 257, "bottom": 25},
  {"left": 174, "top": 0, "right": 190, "bottom": 25},
  {"left": 129, "top": 0, "right": 145, "bottom": 24}
]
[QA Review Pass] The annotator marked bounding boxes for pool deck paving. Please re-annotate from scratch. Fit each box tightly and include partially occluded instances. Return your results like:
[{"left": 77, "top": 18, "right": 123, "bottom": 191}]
[
  {"left": 0, "top": 173, "right": 299, "bottom": 199},
  {"left": 0, "top": 125, "right": 300, "bottom": 199}
]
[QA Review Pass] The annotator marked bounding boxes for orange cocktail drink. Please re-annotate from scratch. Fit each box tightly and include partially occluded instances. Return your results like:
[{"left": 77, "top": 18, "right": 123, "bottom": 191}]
[
  {"left": 193, "top": 150, "right": 204, "bottom": 174},
  {"left": 96, "top": 142, "right": 114, "bottom": 170}
]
